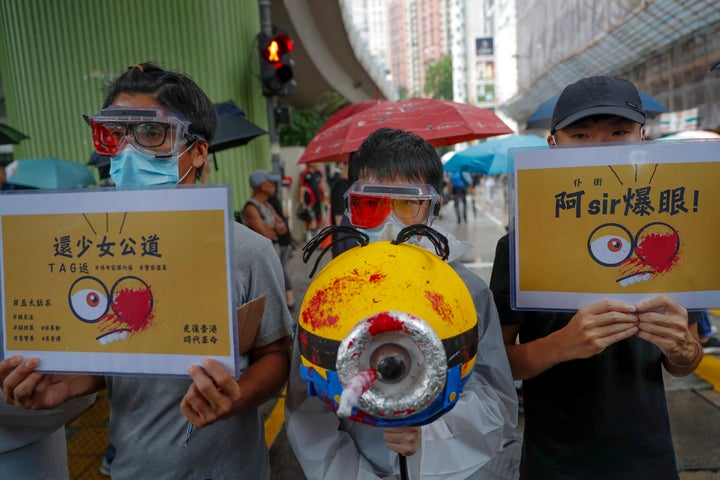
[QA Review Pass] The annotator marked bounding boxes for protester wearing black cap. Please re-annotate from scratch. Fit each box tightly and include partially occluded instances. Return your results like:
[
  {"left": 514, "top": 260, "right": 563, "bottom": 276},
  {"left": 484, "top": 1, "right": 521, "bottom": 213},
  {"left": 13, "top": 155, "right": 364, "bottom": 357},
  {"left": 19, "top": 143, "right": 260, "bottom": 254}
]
[
  {"left": 489, "top": 76, "right": 702, "bottom": 480},
  {"left": 548, "top": 76, "right": 646, "bottom": 145}
]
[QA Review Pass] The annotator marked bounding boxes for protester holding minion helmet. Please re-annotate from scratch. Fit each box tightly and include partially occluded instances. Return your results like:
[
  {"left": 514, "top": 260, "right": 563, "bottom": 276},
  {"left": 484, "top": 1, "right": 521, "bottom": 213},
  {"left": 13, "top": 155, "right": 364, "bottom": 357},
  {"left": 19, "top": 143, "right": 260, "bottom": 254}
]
[{"left": 285, "top": 128, "right": 517, "bottom": 480}]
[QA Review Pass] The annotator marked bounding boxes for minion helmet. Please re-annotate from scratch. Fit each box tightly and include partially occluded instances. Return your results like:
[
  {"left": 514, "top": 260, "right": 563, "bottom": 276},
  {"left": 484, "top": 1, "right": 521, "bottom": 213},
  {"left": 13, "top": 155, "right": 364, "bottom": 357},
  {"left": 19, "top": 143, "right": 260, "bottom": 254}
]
[{"left": 298, "top": 226, "right": 478, "bottom": 427}]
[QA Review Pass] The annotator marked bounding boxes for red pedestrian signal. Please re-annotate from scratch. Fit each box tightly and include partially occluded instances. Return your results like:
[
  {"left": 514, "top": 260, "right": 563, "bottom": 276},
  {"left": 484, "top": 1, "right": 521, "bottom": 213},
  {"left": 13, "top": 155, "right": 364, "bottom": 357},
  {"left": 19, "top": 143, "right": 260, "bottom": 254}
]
[
  {"left": 263, "top": 33, "right": 292, "bottom": 64},
  {"left": 258, "top": 31, "right": 296, "bottom": 97},
  {"left": 267, "top": 40, "right": 281, "bottom": 63}
]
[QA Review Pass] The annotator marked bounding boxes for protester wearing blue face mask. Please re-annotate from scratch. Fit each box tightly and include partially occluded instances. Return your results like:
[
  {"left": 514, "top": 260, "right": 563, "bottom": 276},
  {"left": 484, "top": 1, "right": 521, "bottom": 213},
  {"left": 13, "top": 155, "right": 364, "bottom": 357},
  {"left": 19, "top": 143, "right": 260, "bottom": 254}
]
[
  {"left": 285, "top": 128, "right": 517, "bottom": 480},
  {"left": 1, "top": 63, "right": 294, "bottom": 480},
  {"left": 84, "top": 63, "right": 215, "bottom": 188}
]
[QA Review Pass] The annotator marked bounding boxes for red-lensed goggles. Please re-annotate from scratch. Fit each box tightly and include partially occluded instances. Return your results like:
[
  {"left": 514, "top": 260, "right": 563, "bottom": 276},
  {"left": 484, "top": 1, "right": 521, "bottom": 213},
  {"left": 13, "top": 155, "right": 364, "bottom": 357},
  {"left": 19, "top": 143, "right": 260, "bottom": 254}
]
[
  {"left": 345, "top": 181, "right": 441, "bottom": 229},
  {"left": 84, "top": 108, "right": 196, "bottom": 158}
]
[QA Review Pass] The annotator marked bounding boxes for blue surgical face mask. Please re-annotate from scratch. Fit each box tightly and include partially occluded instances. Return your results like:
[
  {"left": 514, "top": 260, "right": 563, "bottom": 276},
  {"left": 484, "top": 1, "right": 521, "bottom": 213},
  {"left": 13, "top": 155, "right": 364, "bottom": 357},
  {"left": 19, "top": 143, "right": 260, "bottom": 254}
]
[
  {"left": 362, "top": 214, "right": 408, "bottom": 244},
  {"left": 110, "top": 144, "right": 192, "bottom": 188}
]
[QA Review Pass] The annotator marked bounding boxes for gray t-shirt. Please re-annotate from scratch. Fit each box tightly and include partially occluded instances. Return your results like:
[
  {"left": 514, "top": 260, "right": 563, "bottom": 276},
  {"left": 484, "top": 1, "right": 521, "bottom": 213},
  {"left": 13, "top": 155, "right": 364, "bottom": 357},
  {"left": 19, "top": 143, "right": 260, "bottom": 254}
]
[{"left": 105, "top": 223, "right": 294, "bottom": 480}]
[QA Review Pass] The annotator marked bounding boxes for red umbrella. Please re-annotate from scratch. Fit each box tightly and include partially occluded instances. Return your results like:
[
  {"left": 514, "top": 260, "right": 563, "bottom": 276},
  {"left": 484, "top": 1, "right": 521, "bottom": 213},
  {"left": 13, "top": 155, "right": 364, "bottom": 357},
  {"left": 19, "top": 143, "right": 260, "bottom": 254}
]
[
  {"left": 317, "top": 99, "right": 386, "bottom": 133},
  {"left": 298, "top": 98, "right": 512, "bottom": 164}
]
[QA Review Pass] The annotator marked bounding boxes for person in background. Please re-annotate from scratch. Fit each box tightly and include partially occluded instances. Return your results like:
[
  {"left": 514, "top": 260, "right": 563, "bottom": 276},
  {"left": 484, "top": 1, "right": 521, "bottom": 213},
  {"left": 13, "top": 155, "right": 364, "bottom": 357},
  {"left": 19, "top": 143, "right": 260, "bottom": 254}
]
[
  {"left": 483, "top": 174, "right": 496, "bottom": 205},
  {"left": 241, "top": 170, "right": 295, "bottom": 311},
  {"left": 299, "top": 161, "right": 326, "bottom": 241},
  {"left": 328, "top": 161, "right": 351, "bottom": 257},
  {"left": 0, "top": 62, "right": 293, "bottom": 480},
  {"left": 490, "top": 76, "right": 702, "bottom": 480},
  {"left": 0, "top": 162, "right": 7, "bottom": 189},
  {"left": 285, "top": 128, "right": 517, "bottom": 480},
  {"left": 0, "top": 392, "right": 96, "bottom": 479},
  {"left": 0, "top": 157, "right": 96, "bottom": 480},
  {"left": 450, "top": 170, "right": 470, "bottom": 224},
  {"left": 698, "top": 310, "right": 720, "bottom": 353}
]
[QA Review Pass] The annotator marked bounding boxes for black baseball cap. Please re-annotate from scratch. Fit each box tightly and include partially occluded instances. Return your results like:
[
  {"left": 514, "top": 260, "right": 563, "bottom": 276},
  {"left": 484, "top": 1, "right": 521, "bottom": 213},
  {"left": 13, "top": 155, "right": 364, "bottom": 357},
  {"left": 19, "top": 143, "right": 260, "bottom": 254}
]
[{"left": 550, "top": 76, "right": 646, "bottom": 132}]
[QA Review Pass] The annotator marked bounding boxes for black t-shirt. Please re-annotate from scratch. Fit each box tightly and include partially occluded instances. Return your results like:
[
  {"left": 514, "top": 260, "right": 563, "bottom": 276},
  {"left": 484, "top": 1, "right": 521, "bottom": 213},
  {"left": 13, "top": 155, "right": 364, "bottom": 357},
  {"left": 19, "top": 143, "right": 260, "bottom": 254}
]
[
  {"left": 329, "top": 174, "right": 350, "bottom": 221},
  {"left": 490, "top": 233, "right": 684, "bottom": 480}
]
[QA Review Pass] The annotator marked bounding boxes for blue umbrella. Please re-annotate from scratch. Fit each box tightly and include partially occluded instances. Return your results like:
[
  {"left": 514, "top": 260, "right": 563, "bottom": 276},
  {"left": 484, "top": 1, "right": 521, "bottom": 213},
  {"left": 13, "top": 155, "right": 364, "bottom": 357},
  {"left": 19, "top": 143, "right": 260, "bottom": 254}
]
[
  {"left": 526, "top": 91, "right": 668, "bottom": 130},
  {"left": 6, "top": 157, "right": 96, "bottom": 189},
  {"left": 444, "top": 134, "right": 547, "bottom": 175}
]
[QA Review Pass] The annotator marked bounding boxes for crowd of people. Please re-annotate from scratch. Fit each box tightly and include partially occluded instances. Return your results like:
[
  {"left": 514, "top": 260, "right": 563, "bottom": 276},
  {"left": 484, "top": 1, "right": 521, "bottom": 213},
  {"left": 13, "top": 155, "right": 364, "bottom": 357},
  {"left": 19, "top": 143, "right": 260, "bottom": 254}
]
[{"left": 0, "top": 62, "right": 716, "bottom": 480}]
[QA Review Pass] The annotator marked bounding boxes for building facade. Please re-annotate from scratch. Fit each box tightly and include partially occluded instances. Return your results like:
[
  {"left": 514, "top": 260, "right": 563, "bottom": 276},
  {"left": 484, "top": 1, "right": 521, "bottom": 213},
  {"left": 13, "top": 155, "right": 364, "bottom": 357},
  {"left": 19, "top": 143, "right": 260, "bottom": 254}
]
[
  {"left": 0, "top": 0, "right": 268, "bottom": 208},
  {"left": 499, "top": 0, "right": 720, "bottom": 135}
]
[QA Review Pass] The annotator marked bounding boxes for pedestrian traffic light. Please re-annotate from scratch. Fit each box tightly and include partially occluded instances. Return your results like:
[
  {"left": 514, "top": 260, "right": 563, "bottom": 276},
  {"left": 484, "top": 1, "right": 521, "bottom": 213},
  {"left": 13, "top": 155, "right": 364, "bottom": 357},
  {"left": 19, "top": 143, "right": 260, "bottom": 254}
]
[{"left": 258, "top": 30, "right": 296, "bottom": 97}]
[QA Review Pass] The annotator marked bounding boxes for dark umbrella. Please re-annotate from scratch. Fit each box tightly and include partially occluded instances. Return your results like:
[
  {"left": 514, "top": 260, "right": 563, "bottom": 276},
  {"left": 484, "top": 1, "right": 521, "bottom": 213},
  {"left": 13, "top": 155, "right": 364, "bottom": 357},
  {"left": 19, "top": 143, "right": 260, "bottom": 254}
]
[
  {"left": 88, "top": 151, "right": 112, "bottom": 183},
  {"left": 0, "top": 123, "right": 29, "bottom": 145},
  {"left": 88, "top": 151, "right": 110, "bottom": 168},
  {"left": 526, "top": 91, "right": 669, "bottom": 130},
  {"left": 209, "top": 100, "right": 267, "bottom": 154}
]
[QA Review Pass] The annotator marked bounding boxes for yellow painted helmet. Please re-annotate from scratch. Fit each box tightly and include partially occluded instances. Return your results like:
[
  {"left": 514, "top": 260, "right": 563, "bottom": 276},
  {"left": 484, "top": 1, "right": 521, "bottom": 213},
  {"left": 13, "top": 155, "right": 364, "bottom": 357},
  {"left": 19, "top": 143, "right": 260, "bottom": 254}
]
[{"left": 298, "top": 227, "right": 478, "bottom": 427}]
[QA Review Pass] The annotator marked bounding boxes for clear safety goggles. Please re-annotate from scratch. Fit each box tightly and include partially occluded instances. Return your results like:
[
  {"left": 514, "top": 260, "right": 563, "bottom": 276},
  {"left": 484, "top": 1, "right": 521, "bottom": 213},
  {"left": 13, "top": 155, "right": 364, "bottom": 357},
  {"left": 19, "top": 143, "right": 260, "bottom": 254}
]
[
  {"left": 345, "top": 181, "right": 441, "bottom": 229},
  {"left": 85, "top": 108, "right": 196, "bottom": 158}
]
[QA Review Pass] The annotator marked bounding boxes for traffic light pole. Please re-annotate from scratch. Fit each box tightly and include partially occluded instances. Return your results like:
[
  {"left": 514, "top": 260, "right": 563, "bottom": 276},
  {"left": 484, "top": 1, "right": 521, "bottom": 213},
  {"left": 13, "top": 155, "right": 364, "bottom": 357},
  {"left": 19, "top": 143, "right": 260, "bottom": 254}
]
[
  {"left": 266, "top": 95, "right": 282, "bottom": 178},
  {"left": 259, "top": 0, "right": 283, "bottom": 179}
]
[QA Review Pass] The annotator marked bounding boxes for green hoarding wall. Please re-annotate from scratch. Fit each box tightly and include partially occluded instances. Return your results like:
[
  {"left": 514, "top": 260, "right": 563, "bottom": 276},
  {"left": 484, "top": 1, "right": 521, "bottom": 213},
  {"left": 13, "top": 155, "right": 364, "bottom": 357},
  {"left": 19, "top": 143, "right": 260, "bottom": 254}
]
[{"left": 0, "top": 0, "right": 270, "bottom": 210}]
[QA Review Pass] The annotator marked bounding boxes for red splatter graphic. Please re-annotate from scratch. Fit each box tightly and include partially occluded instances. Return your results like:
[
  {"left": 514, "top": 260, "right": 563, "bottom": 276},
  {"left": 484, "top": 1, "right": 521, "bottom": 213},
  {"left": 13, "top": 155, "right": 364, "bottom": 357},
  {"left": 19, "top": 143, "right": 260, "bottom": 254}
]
[
  {"left": 635, "top": 232, "right": 679, "bottom": 273},
  {"left": 368, "top": 273, "right": 386, "bottom": 283},
  {"left": 367, "top": 312, "right": 405, "bottom": 335},
  {"left": 424, "top": 290, "right": 454, "bottom": 323},
  {"left": 349, "top": 369, "right": 377, "bottom": 393},
  {"left": 111, "top": 287, "right": 154, "bottom": 332},
  {"left": 348, "top": 409, "right": 378, "bottom": 425},
  {"left": 302, "top": 270, "right": 387, "bottom": 332},
  {"left": 302, "top": 289, "right": 336, "bottom": 331},
  {"left": 393, "top": 408, "right": 416, "bottom": 415}
]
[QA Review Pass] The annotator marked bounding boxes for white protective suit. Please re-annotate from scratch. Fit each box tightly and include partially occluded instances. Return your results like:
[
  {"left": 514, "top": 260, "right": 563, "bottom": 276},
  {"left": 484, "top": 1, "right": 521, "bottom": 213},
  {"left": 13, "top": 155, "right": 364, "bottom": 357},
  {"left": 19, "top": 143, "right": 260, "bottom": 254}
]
[
  {"left": 0, "top": 392, "right": 96, "bottom": 480},
  {"left": 285, "top": 225, "right": 518, "bottom": 480}
]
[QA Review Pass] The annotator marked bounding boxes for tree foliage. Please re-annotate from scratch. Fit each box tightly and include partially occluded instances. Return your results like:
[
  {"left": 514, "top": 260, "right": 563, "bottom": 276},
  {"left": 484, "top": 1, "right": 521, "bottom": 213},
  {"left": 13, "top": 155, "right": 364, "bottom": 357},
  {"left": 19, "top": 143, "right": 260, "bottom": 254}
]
[
  {"left": 278, "top": 91, "right": 349, "bottom": 146},
  {"left": 423, "top": 55, "right": 452, "bottom": 100},
  {"left": 397, "top": 85, "right": 409, "bottom": 100}
]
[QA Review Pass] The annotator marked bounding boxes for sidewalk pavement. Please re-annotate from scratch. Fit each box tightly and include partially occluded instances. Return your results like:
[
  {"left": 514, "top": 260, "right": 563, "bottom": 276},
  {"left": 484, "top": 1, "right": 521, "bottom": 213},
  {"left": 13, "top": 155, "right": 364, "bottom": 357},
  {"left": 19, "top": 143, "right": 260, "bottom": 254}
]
[{"left": 271, "top": 192, "right": 720, "bottom": 480}]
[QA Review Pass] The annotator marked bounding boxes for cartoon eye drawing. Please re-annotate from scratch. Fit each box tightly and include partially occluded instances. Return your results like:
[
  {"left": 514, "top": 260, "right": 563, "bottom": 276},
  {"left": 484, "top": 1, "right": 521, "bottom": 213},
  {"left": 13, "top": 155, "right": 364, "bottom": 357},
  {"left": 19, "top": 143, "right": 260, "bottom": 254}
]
[
  {"left": 69, "top": 276, "right": 110, "bottom": 322},
  {"left": 588, "top": 221, "right": 681, "bottom": 287},
  {"left": 587, "top": 223, "right": 634, "bottom": 266}
]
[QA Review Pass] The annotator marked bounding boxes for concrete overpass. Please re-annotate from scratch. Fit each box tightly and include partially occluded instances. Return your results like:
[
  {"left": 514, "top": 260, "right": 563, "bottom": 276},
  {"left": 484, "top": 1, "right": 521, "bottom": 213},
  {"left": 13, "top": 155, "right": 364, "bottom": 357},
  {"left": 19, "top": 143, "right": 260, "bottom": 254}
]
[{"left": 270, "top": 0, "right": 397, "bottom": 109}]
